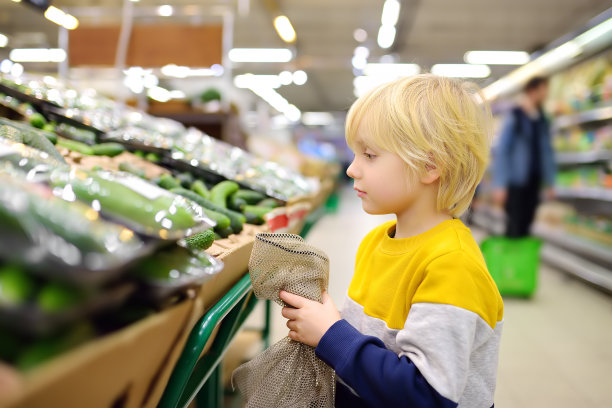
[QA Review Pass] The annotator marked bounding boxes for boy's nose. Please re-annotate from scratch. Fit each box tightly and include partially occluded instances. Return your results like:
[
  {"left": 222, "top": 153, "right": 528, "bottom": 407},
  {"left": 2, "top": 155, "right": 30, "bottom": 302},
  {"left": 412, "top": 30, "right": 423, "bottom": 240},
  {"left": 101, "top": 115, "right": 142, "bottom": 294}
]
[{"left": 346, "top": 159, "right": 359, "bottom": 179}]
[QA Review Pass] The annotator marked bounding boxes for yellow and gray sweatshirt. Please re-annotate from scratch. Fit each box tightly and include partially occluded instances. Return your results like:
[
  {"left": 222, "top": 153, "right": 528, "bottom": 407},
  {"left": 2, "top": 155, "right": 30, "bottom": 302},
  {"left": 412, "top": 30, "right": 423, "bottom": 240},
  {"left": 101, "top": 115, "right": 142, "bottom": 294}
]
[{"left": 315, "top": 219, "right": 504, "bottom": 408}]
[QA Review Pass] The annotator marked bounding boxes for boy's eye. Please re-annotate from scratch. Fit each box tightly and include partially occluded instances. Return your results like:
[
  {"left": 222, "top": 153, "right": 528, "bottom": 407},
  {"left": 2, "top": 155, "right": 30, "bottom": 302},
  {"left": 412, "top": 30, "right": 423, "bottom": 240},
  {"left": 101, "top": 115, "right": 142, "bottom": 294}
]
[{"left": 364, "top": 152, "right": 376, "bottom": 160}]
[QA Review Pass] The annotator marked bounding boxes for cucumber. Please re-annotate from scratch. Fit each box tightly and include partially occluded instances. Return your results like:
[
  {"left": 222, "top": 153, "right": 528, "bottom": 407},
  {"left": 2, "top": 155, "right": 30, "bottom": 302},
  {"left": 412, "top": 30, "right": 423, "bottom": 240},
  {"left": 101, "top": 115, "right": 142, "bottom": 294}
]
[
  {"left": 176, "top": 172, "right": 194, "bottom": 189},
  {"left": 242, "top": 205, "right": 272, "bottom": 225},
  {"left": 29, "top": 113, "right": 47, "bottom": 129},
  {"left": 56, "top": 124, "right": 97, "bottom": 144},
  {"left": 36, "top": 283, "right": 85, "bottom": 313},
  {"left": 42, "top": 130, "right": 57, "bottom": 145},
  {"left": 133, "top": 150, "right": 145, "bottom": 158},
  {"left": 228, "top": 195, "right": 247, "bottom": 212},
  {"left": 145, "top": 152, "right": 160, "bottom": 163},
  {"left": 217, "top": 226, "right": 233, "bottom": 238},
  {"left": 57, "top": 138, "right": 94, "bottom": 155},
  {"left": 232, "top": 189, "right": 266, "bottom": 205},
  {"left": 170, "top": 187, "right": 244, "bottom": 233},
  {"left": 52, "top": 173, "right": 197, "bottom": 232},
  {"left": 169, "top": 188, "right": 231, "bottom": 230},
  {"left": 91, "top": 142, "right": 125, "bottom": 157},
  {"left": 158, "top": 173, "right": 181, "bottom": 190},
  {"left": 0, "top": 119, "right": 64, "bottom": 161},
  {"left": 185, "top": 229, "right": 215, "bottom": 250},
  {"left": 118, "top": 161, "right": 146, "bottom": 178},
  {"left": 0, "top": 265, "right": 34, "bottom": 306},
  {"left": 191, "top": 180, "right": 210, "bottom": 199},
  {"left": 210, "top": 181, "right": 239, "bottom": 208},
  {"left": 257, "top": 198, "right": 280, "bottom": 209}
]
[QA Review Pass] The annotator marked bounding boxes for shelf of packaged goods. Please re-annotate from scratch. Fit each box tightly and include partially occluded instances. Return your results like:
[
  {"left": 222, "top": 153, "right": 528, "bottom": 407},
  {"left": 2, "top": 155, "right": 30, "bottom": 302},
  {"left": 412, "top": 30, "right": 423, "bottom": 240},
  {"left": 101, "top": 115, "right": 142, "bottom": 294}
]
[
  {"left": 533, "top": 223, "right": 612, "bottom": 267},
  {"left": 556, "top": 150, "right": 612, "bottom": 165},
  {"left": 540, "top": 244, "right": 612, "bottom": 293},
  {"left": 469, "top": 207, "right": 505, "bottom": 235},
  {"left": 553, "top": 105, "right": 612, "bottom": 130},
  {"left": 555, "top": 187, "right": 612, "bottom": 202}
]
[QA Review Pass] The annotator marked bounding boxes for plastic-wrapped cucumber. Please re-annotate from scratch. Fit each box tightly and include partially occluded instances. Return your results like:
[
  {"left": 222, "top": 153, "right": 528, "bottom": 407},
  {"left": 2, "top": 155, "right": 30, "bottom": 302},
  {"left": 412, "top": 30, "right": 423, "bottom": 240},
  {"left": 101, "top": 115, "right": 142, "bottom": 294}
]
[
  {"left": 210, "top": 180, "right": 239, "bottom": 208},
  {"left": 50, "top": 169, "right": 214, "bottom": 239},
  {"left": 0, "top": 118, "right": 64, "bottom": 162},
  {"left": 169, "top": 188, "right": 233, "bottom": 232}
]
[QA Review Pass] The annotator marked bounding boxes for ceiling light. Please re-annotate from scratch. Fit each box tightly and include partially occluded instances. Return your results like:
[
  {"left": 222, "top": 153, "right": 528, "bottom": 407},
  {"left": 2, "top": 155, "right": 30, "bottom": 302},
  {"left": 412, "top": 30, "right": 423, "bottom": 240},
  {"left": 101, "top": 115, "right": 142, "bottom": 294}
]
[
  {"left": 353, "top": 75, "right": 392, "bottom": 97},
  {"left": 354, "top": 46, "right": 369, "bottom": 59},
  {"left": 381, "top": 0, "right": 401, "bottom": 26},
  {"left": 464, "top": 51, "right": 530, "bottom": 65},
  {"left": 431, "top": 64, "right": 491, "bottom": 78},
  {"left": 130, "top": 0, "right": 140, "bottom": 2},
  {"left": 0, "top": 34, "right": 7, "bottom": 48},
  {"left": 157, "top": 5, "right": 173, "bottom": 17},
  {"left": 228, "top": 48, "right": 293, "bottom": 63},
  {"left": 169, "top": 90, "right": 186, "bottom": 99},
  {"left": 143, "top": 74, "right": 159, "bottom": 89},
  {"left": 352, "top": 56, "right": 367, "bottom": 70},
  {"left": 353, "top": 28, "right": 367, "bottom": 42},
  {"left": 302, "top": 112, "right": 334, "bottom": 126},
  {"left": 285, "top": 105, "right": 301, "bottom": 122},
  {"left": 278, "top": 70, "right": 293, "bottom": 85},
  {"left": 10, "top": 63, "right": 23, "bottom": 77},
  {"left": 274, "top": 15, "right": 296, "bottom": 43},
  {"left": 0, "top": 60, "right": 13, "bottom": 74},
  {"left": 10, "top": 48, "right": 67, "bottom": 63},
  {"left": 44, "top": 6, "right": 79, "bottom": 30},
  {"left": 148, "top": 86, "right": 171, "bottom": 102},
  {"left": 234, "top": 74, "right": 282, "bottom": 89},
  {"left": 377, "top": 25, "right": 396, "bottom": 49},
  {"left": 11, "top": 0, "right": 21, "bottom": 3},
  {"left": 293, "top": 70, "right": 308, "bottom": 85},
  {"left": 364, "top": 63, "right": 420, "bottom": 77}
]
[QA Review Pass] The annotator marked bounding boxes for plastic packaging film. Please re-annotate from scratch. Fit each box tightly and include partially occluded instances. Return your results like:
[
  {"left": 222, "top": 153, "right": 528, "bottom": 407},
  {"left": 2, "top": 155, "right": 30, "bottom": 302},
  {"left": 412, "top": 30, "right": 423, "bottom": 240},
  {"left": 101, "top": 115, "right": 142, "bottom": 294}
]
[{"left": 233, "top": 233, "right": 335, "bottom": 408}]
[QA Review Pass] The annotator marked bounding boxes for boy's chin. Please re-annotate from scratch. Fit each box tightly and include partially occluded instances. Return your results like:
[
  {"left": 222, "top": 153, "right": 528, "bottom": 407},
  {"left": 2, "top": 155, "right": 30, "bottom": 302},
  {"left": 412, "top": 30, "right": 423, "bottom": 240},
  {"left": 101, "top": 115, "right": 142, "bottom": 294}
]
[{"left": 361, "top": 202, "right": 389, "bottom": 216}]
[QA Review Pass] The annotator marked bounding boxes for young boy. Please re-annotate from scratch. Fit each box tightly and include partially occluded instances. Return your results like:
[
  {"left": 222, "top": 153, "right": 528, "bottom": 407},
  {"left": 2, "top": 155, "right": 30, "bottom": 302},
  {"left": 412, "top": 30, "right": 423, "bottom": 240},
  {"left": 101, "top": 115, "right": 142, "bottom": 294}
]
[{"left": 280, "top": 74, "right": 503, "bottom": 408}]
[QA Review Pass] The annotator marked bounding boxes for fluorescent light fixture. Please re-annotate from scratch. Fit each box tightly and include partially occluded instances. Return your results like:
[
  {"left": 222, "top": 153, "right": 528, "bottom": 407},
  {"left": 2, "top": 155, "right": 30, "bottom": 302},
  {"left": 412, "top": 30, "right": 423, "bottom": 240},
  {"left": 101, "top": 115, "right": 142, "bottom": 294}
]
[
  {"left": 353, "top": 75, "right": 391, "bottom": 97},
  {"left": 431, "top": 64, "right": 491, "bottom": 78},
  {"left": 302, "top": 112, "right": 334, "bottom": 126},
  {"left": 377, "top": 25, "right": 396, "bottom": 49},
  {"left": 278, "top": 70, "right": 293, "bottom": 85},
  {"left": 169, "top": 90, "right": 186, "bottom": 99},
  {"left": 234, "top": 74, "right": 282, "bottom": 89},
  {"left": 293, "top": 70, "right": 308, "bottom": 85},
  {"left": 0, "top": 59, "right": 13, "bottom": 74},
  {"left": 148, "top": 86, "right": 171, "bottom": 102},
  {"left": 11, "top": 0, "right": 21, "bottom": 3},
  {"left": 247, "top": 86, "right": 301, "bottom": 121},
  {"left": 352, "top": 56, "right": 367, "bottom": 70},
  {"left": 44, "top": 6, "right": 79, "bottom": 30},
  {"left": 274, "top": 15, "right": 296, "bottom": 43},
  {"left": 353, "top": 28, "right": 367, "bottom": 42},
  {"left": 354, "top": 46, "right": 369, "bottom": 59},
  {"left": 464, "top": 51, "right": 530, "bottom": 65},
  {"left": 285, "top": 104, "right": 301, "bottom": 122},
  {"left": 228, "top": 48, "right": 293, "bottom": 63},
  {"left": 157, "top": 5, "right": 173, "bottom": 17},
  {"left": 364, "top": 63, "right": 420, "bottom": 77},
  {"left": 143, "top": 74, "right": 159, "bottom": 89},
  {"left": 381, "top": 0, "right": 401, "bottom": 26},
  {"left": 0, "top": 34, "right": 7, "bottom": 48},
  {"left": 130, "top": 0, "right": 140, "bottom": 2},
  {"left": 10, "top": 63, "right": 23, "bottom": 77},
  {"left": 10, "top": 48, "right": 67, "bottom": 63}
]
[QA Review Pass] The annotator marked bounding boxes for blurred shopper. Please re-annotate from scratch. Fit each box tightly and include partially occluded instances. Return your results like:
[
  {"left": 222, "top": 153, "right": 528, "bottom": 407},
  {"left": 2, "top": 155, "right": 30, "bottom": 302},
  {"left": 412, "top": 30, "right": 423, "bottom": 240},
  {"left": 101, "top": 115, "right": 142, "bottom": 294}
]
[{"left": 493, "top": 77, "right": 556, "bottom": 237}]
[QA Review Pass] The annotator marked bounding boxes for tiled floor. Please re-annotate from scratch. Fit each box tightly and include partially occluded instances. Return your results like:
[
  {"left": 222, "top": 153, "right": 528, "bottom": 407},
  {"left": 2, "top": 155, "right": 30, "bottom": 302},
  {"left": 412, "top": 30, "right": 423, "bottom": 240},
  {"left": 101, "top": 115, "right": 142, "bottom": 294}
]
[{"left": 249, "top": 184, "right": 612, "bottom": 407}]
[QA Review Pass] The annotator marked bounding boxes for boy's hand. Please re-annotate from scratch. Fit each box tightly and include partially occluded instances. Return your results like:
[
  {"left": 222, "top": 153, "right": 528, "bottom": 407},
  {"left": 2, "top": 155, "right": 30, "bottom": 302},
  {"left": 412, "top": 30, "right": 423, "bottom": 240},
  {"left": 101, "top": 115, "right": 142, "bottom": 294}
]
[{"left": 280, "top": 290, "right": 340, "bottom": 347}]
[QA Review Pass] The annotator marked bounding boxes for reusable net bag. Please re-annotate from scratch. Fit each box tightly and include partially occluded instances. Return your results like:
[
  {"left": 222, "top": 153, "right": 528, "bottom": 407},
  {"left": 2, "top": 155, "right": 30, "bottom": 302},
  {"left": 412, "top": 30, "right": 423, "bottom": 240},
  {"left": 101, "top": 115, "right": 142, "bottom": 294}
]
[{"left": 233, "top": 233, "right": 335, "bottom": 408}]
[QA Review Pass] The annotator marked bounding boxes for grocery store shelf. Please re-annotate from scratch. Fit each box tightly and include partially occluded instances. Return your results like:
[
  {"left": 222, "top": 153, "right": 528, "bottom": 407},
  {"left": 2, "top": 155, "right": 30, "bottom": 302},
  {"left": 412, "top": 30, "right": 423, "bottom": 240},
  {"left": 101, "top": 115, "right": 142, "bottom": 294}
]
[
  {"left": 556, "top": 150, "right": 612, "bottom": 165},
  {"left": 470, "top": 208, "right": 505, "bottom": 235},
  {"left": 541, "top": 244, "right": 612, "bottom": 293},
  {"left": 533, "top": 223, "right": 612, "bottom": 267},
  {"left": 555, "top": 187, "right": 612, "bottom": 202},
  {"left": 553, "top": 105, "right": 612, "bottom": 130}
]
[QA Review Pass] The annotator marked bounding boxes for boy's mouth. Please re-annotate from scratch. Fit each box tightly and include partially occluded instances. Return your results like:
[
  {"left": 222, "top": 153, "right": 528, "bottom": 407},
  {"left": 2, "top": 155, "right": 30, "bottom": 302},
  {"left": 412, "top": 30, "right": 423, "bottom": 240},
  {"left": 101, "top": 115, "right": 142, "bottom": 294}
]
[{"left": 354, "top": 187, "right": 367, "bottom": 197}]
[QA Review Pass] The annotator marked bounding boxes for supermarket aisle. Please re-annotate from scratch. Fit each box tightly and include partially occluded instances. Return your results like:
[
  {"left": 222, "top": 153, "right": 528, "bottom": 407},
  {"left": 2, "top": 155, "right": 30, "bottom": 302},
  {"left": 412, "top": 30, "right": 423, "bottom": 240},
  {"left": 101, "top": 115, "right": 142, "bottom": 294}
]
[{"left": 267, "top": 183, "right": 612, "bottom": 407}]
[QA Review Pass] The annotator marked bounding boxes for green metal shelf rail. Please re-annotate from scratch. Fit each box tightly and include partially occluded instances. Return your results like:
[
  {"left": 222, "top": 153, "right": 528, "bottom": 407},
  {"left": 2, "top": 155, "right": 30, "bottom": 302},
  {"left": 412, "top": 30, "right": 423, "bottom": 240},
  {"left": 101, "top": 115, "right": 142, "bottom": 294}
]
[{"left": 158, "top": 273, "right": 257, "bottom": 408}]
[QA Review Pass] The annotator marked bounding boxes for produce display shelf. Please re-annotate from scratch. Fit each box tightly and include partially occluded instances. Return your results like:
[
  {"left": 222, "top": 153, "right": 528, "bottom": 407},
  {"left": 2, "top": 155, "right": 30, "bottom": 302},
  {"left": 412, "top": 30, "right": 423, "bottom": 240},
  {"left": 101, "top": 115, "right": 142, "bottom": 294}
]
[
  {"left": 541, "top": 244, "right": 612, "bottom": 293},
  {"left": 555, "top": 187, "right": 612, "bottom": 202},
  {"left": 553, "top": 104, "right": 612, "bottom": 130},
  {"left": 532, "top": 224, "right": 612, "bottom": 267},
  {"left": 556, "top": 150, "right": 612, "bottom": 165}
]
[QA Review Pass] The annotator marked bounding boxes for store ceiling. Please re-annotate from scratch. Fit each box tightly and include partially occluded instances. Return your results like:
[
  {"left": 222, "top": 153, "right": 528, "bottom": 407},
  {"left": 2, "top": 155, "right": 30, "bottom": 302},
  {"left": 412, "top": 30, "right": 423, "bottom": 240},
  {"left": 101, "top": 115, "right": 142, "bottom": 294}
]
[{"left": 0, "top": 0, "right": 610, "bottom": 112}]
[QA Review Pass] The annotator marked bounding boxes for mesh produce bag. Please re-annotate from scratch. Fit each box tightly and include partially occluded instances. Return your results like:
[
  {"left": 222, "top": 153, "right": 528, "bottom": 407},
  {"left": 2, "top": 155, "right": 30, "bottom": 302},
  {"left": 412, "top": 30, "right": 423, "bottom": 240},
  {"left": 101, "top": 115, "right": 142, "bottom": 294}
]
[{"left": 233, "top": 233, "right": 335, "bottom": 407}]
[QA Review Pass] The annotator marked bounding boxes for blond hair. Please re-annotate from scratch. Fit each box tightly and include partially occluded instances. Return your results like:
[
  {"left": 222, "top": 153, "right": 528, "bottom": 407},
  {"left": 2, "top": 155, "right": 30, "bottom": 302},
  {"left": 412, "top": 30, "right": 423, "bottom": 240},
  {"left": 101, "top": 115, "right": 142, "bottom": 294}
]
[{"left": 345, "top": 74, "right": 492, "bottom": 216}]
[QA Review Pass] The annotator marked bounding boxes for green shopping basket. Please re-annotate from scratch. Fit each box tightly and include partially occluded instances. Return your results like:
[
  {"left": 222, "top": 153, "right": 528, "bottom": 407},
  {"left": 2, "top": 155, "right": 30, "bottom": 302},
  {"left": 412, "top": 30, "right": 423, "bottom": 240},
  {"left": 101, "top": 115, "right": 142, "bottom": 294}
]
[{"left": 480, "top": 236, "right": 542, "bottom": 297}]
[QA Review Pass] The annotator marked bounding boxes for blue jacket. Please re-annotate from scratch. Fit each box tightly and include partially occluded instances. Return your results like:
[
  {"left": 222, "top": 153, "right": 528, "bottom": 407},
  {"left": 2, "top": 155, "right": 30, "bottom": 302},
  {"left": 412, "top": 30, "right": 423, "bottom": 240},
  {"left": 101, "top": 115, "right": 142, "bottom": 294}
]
[{"left": 492, "top": 107, "right": 556, "bottom": 188}]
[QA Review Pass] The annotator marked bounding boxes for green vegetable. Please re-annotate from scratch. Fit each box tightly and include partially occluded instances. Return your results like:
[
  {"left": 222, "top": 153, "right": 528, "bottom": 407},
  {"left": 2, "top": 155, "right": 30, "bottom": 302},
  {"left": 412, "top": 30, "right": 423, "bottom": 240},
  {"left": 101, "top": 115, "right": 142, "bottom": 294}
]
[
  {"left": 210, "top": 181, "right": 239, "bottom": 208},
  {"left": 57, "top": 138, "right": 94, "bottom": 155},
  {"left": 176, "top": 172, "right": 194, "bottom": 189},
  {"left": 170, "top": 187, "right": 244, "bottom": 233},
  {"left": 232, "top": 189, "right": 266, "bottom": 205},
  {"left": 145, "top": 152, "right": 160, "bottom": 163},
  {"left": 133, "top": 246, "right": 210, "bottom": 281},
  {"left": 42, "top": 123, "right": 56, "bottom": 133},
  {"left": 217, "top": 226, "right": 233, "bottom": 238},
  {"left": 257, "top": 198, "right": 280, "bottom": 208},
  {"left": 36, "top": 283, "right": 84, "bottom": 313},
  {"left": 200, "top": 88, "right": 222, "bottom": 103},
  {"left": 242, "top": 205, "right": 272, "bottom": 225},
  {"left": 228, "top": 195, "right": 247, "bottom": 212},
  {"left": 191, "top": 179, "right": 210, "bottom": 199},
  {"left": 169, "top": 188, "right": 231, "bottom": 231},
  {"left": 133, "top": 150, "right": 145, "bottom": 158},
  {"left": 213, "top": 232, "right": 222, "bottom": 240},
  {"left": 158, "top": 173, "right": 181, "bottom": 190},
  {"left": 29, "top": 113, "right": 47, "bottom": 129},
  {"left": 0, "top": 265, "right": 34, "bottom": 306},
  {"left": 42, "top": 129, "right": 57, "bottom": 145},
  {"left": 185, "top": 229, "right": 215, "bottom": 250},
  {"left": 0, "top": 118, "right": 64, "bottom": 162},
  {"left": 118, "top": 161, "right": 146, "bottom": 178},
  {"left": 56, "top": 124, "right": 97, "bottom": 144},
  {"left": 91, "top": 142, "right": 125, "bottom": 157},
  {"left": 52, "top": 172, "right": 197, "bottom": 232}
]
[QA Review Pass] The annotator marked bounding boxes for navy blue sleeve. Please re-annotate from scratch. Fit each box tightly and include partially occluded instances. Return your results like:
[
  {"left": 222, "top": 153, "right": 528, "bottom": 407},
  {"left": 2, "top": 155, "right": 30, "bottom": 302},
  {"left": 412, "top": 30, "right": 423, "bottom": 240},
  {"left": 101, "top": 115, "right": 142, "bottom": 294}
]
[
  {"left": 492, "top": 113, "right": 515, "bottom": 188},
  {"left": 315, "top": 320, "right": 457, "bottom": 408}
]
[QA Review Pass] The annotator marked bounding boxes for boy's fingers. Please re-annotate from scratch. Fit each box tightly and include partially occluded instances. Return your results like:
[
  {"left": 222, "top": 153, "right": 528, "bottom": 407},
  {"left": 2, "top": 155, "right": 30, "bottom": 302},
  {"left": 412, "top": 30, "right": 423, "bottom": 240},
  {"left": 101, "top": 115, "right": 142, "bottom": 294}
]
[
  {"left": 279, "top": 290, "right": 306, "bottom": 308},
  {"left": 281, "top": 307, "right": 298, "bottom": 320}
]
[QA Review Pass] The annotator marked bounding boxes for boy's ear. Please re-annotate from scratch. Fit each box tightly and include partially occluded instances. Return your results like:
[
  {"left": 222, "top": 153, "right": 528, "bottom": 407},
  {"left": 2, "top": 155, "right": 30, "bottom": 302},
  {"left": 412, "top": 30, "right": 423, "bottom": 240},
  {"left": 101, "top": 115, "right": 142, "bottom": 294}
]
[{"left": 421, "top": 162, "right": 441, "bottom": 185}]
